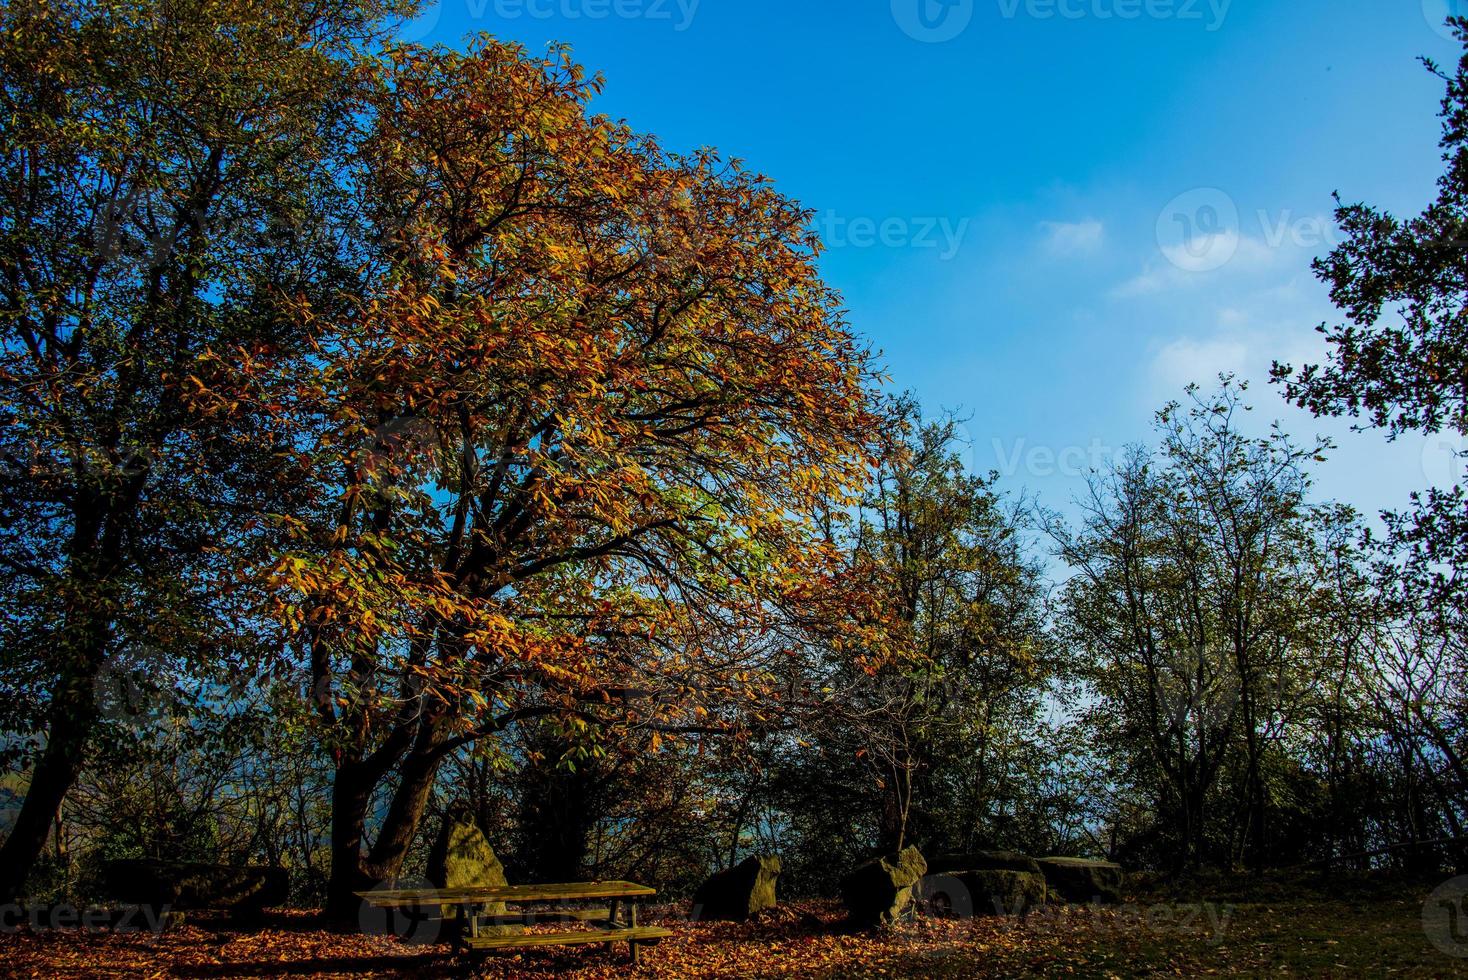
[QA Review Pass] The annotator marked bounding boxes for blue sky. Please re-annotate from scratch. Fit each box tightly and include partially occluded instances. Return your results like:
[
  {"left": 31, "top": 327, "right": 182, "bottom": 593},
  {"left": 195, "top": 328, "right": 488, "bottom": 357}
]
[{"left": 404, "top": 0, "right": 1466, "bottom": 527}]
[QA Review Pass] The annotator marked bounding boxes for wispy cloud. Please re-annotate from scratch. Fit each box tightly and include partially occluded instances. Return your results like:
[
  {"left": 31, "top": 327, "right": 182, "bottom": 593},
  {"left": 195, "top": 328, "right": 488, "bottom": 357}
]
[
  {"left": 1040, "top": 219, "right": 1105, "bottom": 255},
  {"left": 1145, "top": 301, "right": 1331, "bottom": 403},
  {"left": 1112, "top": 232, "right": 1279, "bottom": 298},
  {"left": 1149, "top": 336, "right": 1251, "bottom": 390}
]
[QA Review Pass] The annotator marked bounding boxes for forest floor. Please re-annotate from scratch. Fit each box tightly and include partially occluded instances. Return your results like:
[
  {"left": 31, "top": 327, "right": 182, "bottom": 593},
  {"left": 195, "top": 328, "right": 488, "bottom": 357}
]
[{"left": 3, "top": 874, "right": 1467, "bottom": 978}]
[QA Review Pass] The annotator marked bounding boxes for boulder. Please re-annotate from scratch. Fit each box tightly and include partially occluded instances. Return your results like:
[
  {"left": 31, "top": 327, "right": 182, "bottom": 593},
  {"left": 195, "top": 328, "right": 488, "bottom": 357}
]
[
  {"left": 427, "top": 815, "right": 507, "bottom": 891},
  {"left": 692, "top": 855, "right": 781, "bottom": 921},
  {"left": 953, "top": 870, "right": 1046, "bottom": 915},
  {"left": 426, "top": 814, "right": 517, "bottom": 936},
  {"left": 1036, "top": 857, "right": 1125, "bottom": 904},
  {"left": 100, "top": 860, "right": 288, "bottom": 915},
  {"left": 926, "top": 850, "right": 1042, "bottom": 876},
  {"left": 840, "top": 846, "right": 928, "bottom": 928}
]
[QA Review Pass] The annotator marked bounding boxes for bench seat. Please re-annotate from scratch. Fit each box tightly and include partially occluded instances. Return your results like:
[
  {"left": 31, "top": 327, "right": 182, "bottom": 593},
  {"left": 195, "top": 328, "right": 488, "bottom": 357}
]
[
  {"left": 464, "top": 925, "right": 672, "bottom": 952},
  {"left": 474, "top": 907, "right": 612, "bottom": 926}
]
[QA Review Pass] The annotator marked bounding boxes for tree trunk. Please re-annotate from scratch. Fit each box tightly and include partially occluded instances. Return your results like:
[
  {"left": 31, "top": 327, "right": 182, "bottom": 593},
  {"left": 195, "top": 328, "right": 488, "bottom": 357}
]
[
  {"left": 517, "top": 753, "right": 598, "bottom": 883},
  {"left": 326, "top": 739, "right": 445, "bottom": 925},
  {"left": 0, "top": 596, "right": 110, "bottom": 905},
  {"left": 365, "top": 750, "right": 441, "bottom": 881},
  {"left": 325, "top": 760, "right": 377, "bottom": 925},
  {"left": 0, "top": 710, "right": 93, "bottom": 903},
  {"left": 1238, "top": 679, "right": 1267, "bottom": 869}
]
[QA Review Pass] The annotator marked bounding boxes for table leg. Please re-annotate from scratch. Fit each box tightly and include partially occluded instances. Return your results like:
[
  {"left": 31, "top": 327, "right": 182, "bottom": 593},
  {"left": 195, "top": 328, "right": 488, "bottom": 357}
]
[{"left": 629, "top": 902, "right": 640, "bottom": 965}]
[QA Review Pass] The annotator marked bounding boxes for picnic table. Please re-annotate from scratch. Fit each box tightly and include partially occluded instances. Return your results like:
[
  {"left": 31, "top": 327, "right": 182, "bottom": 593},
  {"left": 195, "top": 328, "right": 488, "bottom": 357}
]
[{"left": 356, "top": 880, "right": 673, "bottom": 964}]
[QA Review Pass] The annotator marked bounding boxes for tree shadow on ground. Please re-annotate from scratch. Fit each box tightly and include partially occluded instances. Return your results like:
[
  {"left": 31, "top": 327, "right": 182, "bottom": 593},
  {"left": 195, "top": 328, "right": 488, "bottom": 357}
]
[{"left": 174, "top": 952, "right": 462, "bottom": 978}]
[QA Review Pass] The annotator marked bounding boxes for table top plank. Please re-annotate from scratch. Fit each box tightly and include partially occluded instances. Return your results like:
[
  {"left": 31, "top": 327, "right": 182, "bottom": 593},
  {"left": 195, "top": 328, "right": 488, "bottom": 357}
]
[{"left": 356, "top": 880, "right": 656, "bottom": 907}]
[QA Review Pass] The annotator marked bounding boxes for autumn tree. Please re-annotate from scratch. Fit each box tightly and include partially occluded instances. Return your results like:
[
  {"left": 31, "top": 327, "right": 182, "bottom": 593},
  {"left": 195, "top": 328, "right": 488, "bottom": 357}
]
[
  {"left": 0, "top": 0, "right": 406, "bottom": 902},
  {"left": 773, "top": 398, "right": 1053, "bottom": 873},
  {"left": 264, "top": 40, "right": 882, "bottom": 919}
]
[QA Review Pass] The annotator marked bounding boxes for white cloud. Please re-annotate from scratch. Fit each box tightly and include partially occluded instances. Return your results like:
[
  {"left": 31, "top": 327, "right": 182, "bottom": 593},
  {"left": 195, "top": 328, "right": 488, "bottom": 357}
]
[
  {"left": 1112, "top": 233, "right": 1280, "bottom": 298},
  {"left": 1040, "top": 219, "right": 1105, "bottom": 255},
  {"left": 1150, "top": 336, "right": 1252, "bottom": 390},
  {"left": 1112, "top": 267, "right": 1170, "bottom": 299},
  {"left": 1161, "top": 231, "right": 1239, "bottom": 273},
  {"left": 1144, "top": 308, "right": 1324, "bottom": 402}
]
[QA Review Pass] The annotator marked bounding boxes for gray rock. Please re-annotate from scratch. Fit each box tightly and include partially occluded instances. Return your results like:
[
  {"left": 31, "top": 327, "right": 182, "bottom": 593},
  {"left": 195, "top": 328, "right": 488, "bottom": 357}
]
[
  {"left": 100, "top": 860, "right": 288, "bottom": 915},
  {"left": 840, "top": 846, "right": 928, "bottom": 928},
  {"left": 926, "top": 850, "right": 1042, "bottom": 876},
  {"left": 692, "top": 855, "right": 781, "bottom": 921},
  {"left": 1036, "top": 856, "right": 1125, "bottom": 904}
]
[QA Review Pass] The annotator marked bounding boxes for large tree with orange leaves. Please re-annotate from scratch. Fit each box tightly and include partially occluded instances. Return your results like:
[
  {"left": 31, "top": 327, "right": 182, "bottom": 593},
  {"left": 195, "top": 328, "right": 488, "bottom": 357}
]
[{"left": 262, "top": 40, "right": 885, "bottom": 917}]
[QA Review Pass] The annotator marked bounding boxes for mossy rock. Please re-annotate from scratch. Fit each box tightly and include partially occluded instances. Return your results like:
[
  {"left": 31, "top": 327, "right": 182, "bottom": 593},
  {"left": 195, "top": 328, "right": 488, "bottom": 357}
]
[
  {"left": 693, "top": 855, "right": 781, "bottom": 921},
  {"left": 958, "top": 870, "right": 1047, "bottom": 915},
  {"left": 426, "top": 815, "right": 519, "bottom": 937},
  {"left": 100, "top": 860, "right": 287, "bottom": 914},
  {"left": 1037, "top": 857, "right": 1126, "bottom": 904},
  {"left": 926, "top": 850, "right": 1042, "bottom": 876},
  {"left": 840, "top": 846, "right": 928, "bottom": 929}
]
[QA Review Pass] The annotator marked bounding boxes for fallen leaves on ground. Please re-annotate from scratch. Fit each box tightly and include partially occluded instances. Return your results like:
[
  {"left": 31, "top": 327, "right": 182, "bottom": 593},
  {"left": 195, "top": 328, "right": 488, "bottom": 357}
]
[{"left": 2, "top": 887, "right": 1466, "bottom": 979}]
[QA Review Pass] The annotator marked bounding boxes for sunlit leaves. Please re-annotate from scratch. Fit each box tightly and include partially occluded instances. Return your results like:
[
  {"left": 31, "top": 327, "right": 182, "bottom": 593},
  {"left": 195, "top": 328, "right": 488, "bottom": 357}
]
[{"left": 269, "top": 38, "right": 884, "bottom": 784}]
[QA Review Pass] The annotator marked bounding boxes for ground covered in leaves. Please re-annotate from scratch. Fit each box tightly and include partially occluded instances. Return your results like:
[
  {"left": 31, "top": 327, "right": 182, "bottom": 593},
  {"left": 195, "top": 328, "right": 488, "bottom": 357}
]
[{"left": 4, "top": 876, "right": 1467, "bottom": 978}]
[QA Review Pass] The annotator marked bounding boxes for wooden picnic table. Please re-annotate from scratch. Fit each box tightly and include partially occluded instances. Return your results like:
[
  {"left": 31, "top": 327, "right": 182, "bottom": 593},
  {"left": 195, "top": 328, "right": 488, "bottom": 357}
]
[{"left": 356, "top": 880, "right": 672, "bottom": 964}]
